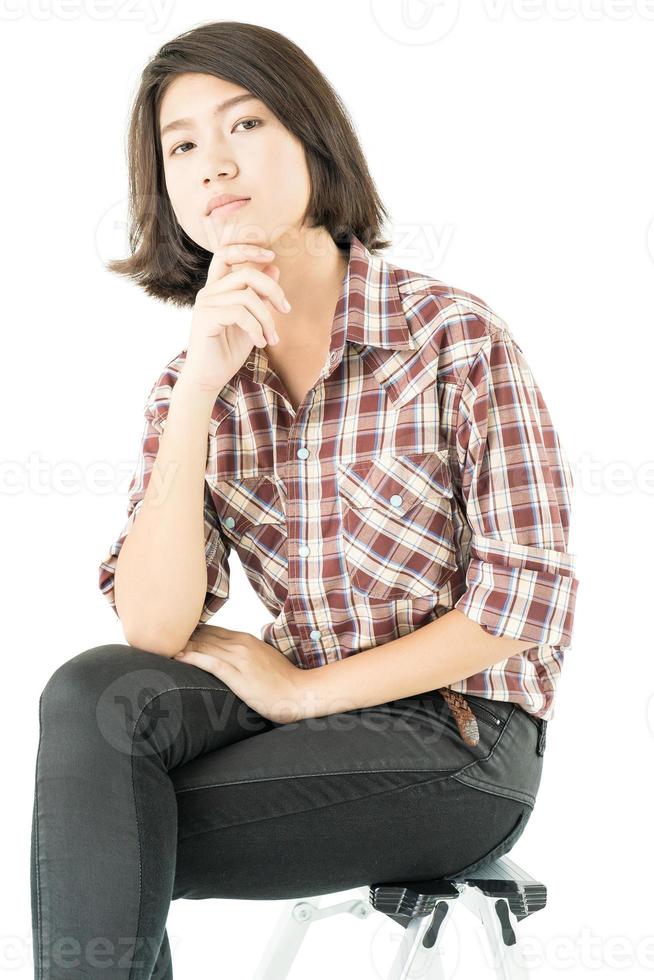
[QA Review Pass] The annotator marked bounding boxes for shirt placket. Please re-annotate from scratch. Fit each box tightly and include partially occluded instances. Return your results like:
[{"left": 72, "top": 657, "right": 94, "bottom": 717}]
[
  {"left": 286, "top": 349, "right": 342, "bottom": 666},
  {"left": 248, "top": 345, "right": 342, "bottom": 666}
]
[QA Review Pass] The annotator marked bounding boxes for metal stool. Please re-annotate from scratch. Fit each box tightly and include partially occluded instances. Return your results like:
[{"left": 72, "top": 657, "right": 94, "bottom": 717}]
[{"left": 252, "top": 854, "right": 546, "bottom": 979}]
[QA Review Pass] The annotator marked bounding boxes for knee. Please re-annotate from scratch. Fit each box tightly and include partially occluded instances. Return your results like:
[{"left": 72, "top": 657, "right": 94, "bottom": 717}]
[
  {"left": 39, "top": 643, "right": 160, "bottom": 708},
  {"left": 36, "top": 643, "right": 179, "bottom": 757}
]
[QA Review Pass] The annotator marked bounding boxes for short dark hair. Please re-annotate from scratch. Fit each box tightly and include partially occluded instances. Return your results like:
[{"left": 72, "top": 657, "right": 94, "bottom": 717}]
[{"left": 106, "top": 20, "right": 392, "bottom": 308}]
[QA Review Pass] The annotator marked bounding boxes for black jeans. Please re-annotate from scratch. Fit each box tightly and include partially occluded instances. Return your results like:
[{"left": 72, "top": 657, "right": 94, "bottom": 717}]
[{"left": 31, "top": 643, "right": 547, "bottom": 979}]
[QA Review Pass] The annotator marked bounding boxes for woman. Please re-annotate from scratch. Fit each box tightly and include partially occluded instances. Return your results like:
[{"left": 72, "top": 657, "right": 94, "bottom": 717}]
[{"left": 31, "top": 21, "right": 579, "bottom": 980}]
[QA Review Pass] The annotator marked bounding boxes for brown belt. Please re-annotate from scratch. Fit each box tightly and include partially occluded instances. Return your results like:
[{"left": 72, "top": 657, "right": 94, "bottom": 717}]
[{"left": 438, "top": 687, "right": 480, "bottom": 746}]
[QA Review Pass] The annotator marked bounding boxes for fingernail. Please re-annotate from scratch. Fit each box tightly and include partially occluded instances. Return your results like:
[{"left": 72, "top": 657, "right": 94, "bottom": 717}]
[
  {"left": 282, "top": 299, "right": 292, "bottom": 311},
  {"left": 273, "top": 332, "right": 280, "bottom": 343}
]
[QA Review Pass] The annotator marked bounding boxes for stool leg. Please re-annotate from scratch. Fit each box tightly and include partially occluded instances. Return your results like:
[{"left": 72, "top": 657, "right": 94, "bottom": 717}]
[
  {"left": 385, "top": 898, "right": 458, "bottom": 980},
  {"left": 252, "top": 889, "right": 372, "bottom": 980},
  {"left": 251, "top": 897, "right": 321, "bottom": 980},
  {"left": 459, "top": 886, "right": 531, "bottom": 979}
]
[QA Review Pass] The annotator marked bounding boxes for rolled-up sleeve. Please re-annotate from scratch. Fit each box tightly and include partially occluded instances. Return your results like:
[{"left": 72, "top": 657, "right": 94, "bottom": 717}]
[
  {"left": 198, "top": 481, "right": 232, "bottom": 623},
  {"left": 451, "top": 326, "right": 578, "bottom": 648},
  {"left": 98, "top": 385, "right": 231, "bottom": 625}
]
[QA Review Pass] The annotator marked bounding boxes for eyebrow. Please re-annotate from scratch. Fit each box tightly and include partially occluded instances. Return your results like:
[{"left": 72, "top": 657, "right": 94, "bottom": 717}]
[{"left": 159, "top": 93, "right": 261, "bottom": 140}]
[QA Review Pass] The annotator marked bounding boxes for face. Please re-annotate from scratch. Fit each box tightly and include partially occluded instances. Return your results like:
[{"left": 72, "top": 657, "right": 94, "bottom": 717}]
[{"left": 159, "top": 72, "right": 312, "bottom": 253}]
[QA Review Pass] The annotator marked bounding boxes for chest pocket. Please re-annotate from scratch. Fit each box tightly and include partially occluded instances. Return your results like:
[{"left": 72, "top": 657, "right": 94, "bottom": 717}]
[
  {"left": 207, "top": 474, "right": 288, "bottom": 614},
  {"left": 208, "top": 475, "right": 287, "bottom": 542},
  {"left": 337, "top": 451, "right": 458, "bottom": 601}
]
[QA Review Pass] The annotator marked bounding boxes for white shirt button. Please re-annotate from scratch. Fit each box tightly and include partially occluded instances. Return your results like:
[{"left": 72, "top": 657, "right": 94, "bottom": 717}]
[
  {"left": 309, "top": 629, "right": 322, "bottom": 641},
  {"left": 298, "top": 545, "right": 310, "bottom": 557},
  {"left": 389, "top": 494, "right": 403, "bottom": 508},
  {"left": 224, "top": 516, "right": 235, "bottom": 528},
  {"left": 297, "top": 447, "right": 310, "bottom": 459}
]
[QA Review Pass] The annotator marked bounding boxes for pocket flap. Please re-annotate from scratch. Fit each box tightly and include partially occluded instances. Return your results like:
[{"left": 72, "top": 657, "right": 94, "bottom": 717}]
[
  {"left": 337, "top": 452, "right": 453, "bottom": 516},
  {"left": 210, "top": 475, "right": 286, "bottom": 534}
]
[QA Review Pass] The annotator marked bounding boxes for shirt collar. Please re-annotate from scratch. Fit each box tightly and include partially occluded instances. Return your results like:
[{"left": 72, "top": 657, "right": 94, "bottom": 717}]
[
  {"left": 338, "top": 233, "right": 416, "bottom": 351},
  {"left": 208, "top": 234, "right": 419, "bottom": 433}
]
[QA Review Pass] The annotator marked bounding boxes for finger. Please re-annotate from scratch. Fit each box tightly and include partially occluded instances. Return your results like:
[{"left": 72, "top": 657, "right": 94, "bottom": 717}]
[
  {"left": 203, "top": 289, "right": 276, "bottom": 335},
  {"left": 204, "top": 266, "right": 290, "bottom": 314},
  {"left": 173, "top": 650, "right": 216, "bottom": 669},
  {"left": 207, "top": 631, "right": 234, "bottom": 642},
  {"left": 174, "top": 651, "right": 238, "bottom": 689},
  {"left": 205, "top": 302, "right": 271, "bottom": 349},
  {"left": 205, "top": 243, "right": 276, "bottom": 288}
]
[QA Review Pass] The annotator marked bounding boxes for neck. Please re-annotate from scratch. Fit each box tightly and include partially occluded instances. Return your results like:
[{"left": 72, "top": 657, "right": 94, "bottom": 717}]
[{"left": 268, "top": 228, "right": 349, "bottom": 344}]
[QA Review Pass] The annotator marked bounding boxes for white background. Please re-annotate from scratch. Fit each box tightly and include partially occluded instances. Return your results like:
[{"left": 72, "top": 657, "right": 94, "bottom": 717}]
[{"left": 4, "top": 2, "right": 653, "bottom": 977}]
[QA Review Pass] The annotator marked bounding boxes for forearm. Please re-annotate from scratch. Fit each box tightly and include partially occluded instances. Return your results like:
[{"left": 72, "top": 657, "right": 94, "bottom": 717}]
[
  {"left": 296, "top": 609, "right": 534, "bottom": 719},
  {"left": 114, "top": 368, "right": 227, "bottom": 655}
]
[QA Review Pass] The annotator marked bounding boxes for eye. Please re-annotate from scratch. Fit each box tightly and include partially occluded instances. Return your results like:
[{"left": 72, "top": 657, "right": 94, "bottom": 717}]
[
  {"left": 169, "top": 118, "right": 262, "bottom": 156},
  {"left": 170, "top": 141, "right": 194, "bottom": 156},
  {"left": 233, "top": 117, "right": 262, "bottom": 132}
]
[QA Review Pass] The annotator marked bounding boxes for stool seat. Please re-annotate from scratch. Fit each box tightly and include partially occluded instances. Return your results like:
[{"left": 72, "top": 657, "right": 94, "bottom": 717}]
[
  {"left": 371, "top": 851, "right": 547, "bottom": 924},
  {"left": 252, "top": 854, "right": 546, "bottom": 979}
]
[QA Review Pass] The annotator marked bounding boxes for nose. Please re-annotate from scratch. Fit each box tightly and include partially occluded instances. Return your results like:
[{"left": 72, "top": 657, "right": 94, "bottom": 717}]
[{"left": 201, "top": 136, "right": 238, "bottom": 184}]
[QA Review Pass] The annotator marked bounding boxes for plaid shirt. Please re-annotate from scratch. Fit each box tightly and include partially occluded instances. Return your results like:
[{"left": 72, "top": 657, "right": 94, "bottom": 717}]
[{"left": 99, "top": 234, "right": 578, "bottom": 737}]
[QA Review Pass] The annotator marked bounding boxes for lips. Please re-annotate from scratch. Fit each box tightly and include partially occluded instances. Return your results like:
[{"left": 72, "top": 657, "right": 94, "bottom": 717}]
[
  {"left": 208, "top": 199, "right": 250, "bottom": 218},
  {"left": 205, "top": 194, "right": 251, "bottom": 216}
]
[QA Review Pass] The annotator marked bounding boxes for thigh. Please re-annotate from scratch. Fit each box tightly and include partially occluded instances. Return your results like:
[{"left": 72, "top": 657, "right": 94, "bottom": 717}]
[
  {"left": 38, "top": 642, "right": 279, "bottom": 763},
  {"left": 170, "top": 691, "right": 535, "bottom": 900}
]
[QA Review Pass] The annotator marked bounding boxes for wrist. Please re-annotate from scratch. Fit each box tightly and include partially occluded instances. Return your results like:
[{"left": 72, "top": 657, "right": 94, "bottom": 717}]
[
  {"left": 293, "top": 665, "right": 330, "bottom": 721},
  {"left": 174, "top": 366, "right": 222, "bottom": 412}
]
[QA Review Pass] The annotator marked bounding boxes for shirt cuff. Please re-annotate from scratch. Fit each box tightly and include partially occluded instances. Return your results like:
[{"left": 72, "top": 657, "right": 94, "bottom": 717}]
[
  {"left": 98, "top": 499, "right": 146, "bottom": 619},
  {"left": 98, "top": 501, "right": 230, "bottom": 623},
  {"left": 196, "top": 519, "right": 230, "bottom": 623},
  {"left": 453, "top": 535, "right": 579, "bottom": 648}
]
